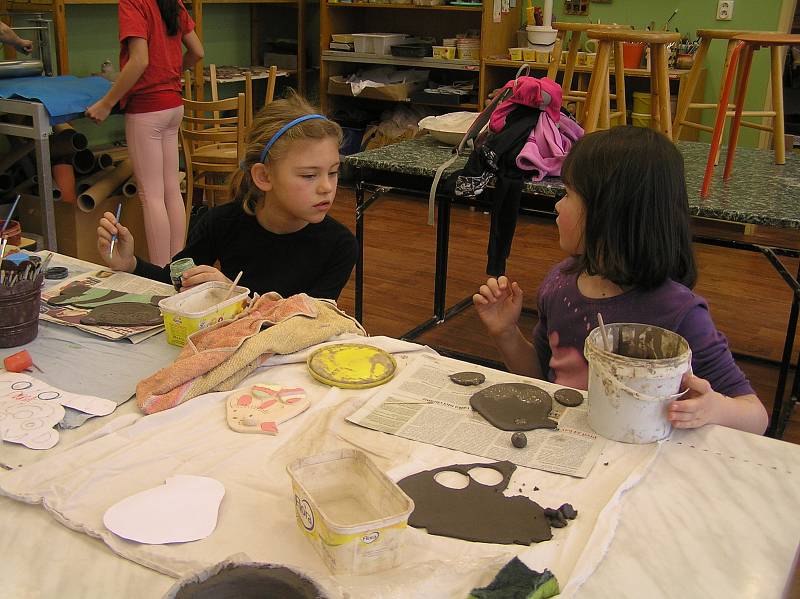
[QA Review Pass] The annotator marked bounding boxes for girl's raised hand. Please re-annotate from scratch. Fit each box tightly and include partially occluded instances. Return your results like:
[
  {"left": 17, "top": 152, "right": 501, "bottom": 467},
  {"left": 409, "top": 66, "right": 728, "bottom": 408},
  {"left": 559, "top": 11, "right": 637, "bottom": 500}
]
[
  {"left": 180, "top": 265, "right": 231, "bottom": 290},
  {"left": 472, "top": 276, "right": 524, "bottom": 339},
  {"left": 97, "top": 211, "right": 136, "bottom": 272}
]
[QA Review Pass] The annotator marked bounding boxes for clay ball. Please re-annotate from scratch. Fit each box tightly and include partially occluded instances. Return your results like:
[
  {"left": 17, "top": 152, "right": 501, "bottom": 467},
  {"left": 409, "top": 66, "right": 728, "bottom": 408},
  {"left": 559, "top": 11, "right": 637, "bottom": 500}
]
[{"left": 511, "top": 432, "right": 527, "bottom": 448}]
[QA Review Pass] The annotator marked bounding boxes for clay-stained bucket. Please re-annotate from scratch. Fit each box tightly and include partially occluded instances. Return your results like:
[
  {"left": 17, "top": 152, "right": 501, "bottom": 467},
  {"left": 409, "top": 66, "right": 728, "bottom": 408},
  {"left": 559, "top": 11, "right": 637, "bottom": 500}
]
[
  {"left": 0, "top": 279, "right": 43, "bottom": 348},
  {"left": 584, "top": 323, "right": 691, "bottom": 444}
]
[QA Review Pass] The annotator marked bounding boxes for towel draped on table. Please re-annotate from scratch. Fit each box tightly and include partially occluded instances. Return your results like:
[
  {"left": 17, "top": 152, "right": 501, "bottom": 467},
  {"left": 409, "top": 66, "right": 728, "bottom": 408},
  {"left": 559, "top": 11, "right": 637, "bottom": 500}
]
[{"left": 136, "top": 293, "right": 366, "bottom": 414}]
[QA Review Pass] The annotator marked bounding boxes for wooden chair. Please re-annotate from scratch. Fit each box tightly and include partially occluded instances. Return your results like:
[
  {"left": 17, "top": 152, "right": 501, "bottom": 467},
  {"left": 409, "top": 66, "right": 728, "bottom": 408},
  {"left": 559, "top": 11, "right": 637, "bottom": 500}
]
[
  {"left": 672, "top": 29, "right": 783, "bottom": 150},
  {"left": 584, "top": 29, "right": 680, "bottom": 136},
  {"left": 549, "top": 22, "right": 627, "bottom": 124},
  {"left": 208, "top": 64, "right": 279, "bottom": 126},
  {"left": 702, "top": 32, "right": 800, "bottom": 197},
  {"left": 180, "top": 92, "right": 246, "bottom": 230}
]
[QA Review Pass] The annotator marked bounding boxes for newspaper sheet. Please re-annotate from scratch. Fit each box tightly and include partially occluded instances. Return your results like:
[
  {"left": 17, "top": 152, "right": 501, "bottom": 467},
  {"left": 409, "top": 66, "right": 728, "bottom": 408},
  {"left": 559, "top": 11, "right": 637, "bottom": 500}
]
[
  {"left": 347, "top": 353, "right": 605, "bottom": 478},
  {"left": 39, "top": 268, "right": 174, "bottom": 343}
]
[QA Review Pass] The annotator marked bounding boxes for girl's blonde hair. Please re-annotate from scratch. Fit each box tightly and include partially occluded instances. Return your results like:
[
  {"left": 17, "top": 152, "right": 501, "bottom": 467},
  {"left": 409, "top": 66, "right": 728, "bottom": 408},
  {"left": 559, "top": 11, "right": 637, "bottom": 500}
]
[{"left": 230, "top": 91, "right": 343, "bottom": 215}]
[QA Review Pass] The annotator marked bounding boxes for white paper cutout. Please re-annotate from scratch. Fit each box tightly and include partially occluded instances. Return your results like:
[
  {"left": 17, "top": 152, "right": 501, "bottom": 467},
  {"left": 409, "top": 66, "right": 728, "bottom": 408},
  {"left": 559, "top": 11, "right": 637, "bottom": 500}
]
[
  {"left": 0, "top": 373, "right": 117, "bottom": 416},
  {"left": 103, "top": 475, "right": 225, "bottom": 544},
  {"left": 226, "top": 383, "right": 309, "bottom": 435},
  {"left": 0, "top": 398, "right": 65, "bottom": 449}
]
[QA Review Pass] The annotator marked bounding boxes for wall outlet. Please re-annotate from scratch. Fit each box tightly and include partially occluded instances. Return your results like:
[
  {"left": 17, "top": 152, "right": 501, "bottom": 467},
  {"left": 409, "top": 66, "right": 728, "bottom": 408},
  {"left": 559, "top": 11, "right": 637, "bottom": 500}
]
[{"left": 717, "top": 0, "right": 734, "bottom": 20}]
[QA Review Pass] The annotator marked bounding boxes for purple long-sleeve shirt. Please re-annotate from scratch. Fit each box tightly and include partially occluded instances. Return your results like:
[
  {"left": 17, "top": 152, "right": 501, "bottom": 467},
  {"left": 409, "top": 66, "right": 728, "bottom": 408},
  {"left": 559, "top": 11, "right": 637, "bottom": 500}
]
[{"left": 532, "top": 259, "right": 755, "bottom": 398}]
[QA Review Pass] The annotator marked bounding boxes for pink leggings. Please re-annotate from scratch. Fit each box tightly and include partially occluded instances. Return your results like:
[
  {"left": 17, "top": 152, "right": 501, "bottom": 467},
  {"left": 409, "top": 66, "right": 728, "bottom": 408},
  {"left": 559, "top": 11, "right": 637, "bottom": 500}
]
[{"left": 125, "top": 106, "right": 185, "bottom": 267}]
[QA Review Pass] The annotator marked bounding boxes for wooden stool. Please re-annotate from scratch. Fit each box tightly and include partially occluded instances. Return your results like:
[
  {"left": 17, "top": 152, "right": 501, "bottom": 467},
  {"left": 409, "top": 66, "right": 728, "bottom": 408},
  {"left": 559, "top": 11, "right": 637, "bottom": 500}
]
[
  {"left": 548, "top": 22, "right": 627, "bottom": 123},
  {"left": 584, "top": 29, "right": 680, "bottom": 136},
  {"left": 702, "top": 33, "right": 800, "bottom": 197},
  {"left": 673, "top": 29, "right": 779, "bottom": 146}
]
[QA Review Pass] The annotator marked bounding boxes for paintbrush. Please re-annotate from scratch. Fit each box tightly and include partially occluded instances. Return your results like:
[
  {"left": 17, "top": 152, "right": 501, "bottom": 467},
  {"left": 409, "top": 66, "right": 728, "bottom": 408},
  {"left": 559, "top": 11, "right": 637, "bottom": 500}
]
[
  {"left": 597, "top": 312, "right": 611, "bottom": 352},
  {"left": 109, "top": 201, "right": 123, "bottom": 259},
  {"left": 662, "top": 9, "right": 678, "bottom": 31},
  {"left": 0, "top": 194, "right": 21, "bottom": 236},
  {"left": 223, "top": 271, "right": 243, "bottom": 302}
]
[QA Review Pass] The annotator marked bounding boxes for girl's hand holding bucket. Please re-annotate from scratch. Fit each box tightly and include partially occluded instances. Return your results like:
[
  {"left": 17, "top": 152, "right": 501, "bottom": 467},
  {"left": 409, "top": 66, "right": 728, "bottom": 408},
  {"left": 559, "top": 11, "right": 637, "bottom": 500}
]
[
  {"left": 97, "top": 211, "right": 136, "bottom": 273},
  {"left": 668, "top": 372, "right": 723, "bottom": 429}
]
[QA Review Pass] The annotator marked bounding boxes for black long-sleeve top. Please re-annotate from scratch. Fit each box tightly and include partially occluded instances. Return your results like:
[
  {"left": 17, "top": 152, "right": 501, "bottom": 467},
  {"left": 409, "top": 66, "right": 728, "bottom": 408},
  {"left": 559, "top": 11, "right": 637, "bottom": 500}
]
[{"left": 134, "top": 203, "right": 358, "bottom": 300}]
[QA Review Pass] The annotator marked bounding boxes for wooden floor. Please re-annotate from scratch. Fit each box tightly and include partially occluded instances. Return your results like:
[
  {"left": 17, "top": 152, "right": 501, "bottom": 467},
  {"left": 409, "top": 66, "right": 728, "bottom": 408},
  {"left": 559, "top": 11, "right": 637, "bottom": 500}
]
[{"left": 328, "top": 185, "right": 800, "bottom": 596}]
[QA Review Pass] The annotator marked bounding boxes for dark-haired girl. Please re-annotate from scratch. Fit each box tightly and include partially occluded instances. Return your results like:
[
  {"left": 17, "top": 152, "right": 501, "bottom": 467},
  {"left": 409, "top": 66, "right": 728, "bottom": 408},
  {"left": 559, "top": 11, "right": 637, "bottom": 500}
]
[
  {"left": 473, "top": 126, "right": 768, "bottom": 434},
  {"left": 86, "top": 0, "right": 204, "bottom": 266}
]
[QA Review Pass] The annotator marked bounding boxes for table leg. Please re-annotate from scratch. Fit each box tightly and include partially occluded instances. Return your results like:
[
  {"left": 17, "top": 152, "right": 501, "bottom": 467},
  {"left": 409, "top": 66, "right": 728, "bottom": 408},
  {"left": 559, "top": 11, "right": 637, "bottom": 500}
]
[
  {"left": 355, "top": 180, "right": 365, "bottom": 324},
  {"left": 433, "top": 192, "right": 451, "bottom": 322},
  {"left": 31, "top": 104, "right": 57, "bottom": 251}
]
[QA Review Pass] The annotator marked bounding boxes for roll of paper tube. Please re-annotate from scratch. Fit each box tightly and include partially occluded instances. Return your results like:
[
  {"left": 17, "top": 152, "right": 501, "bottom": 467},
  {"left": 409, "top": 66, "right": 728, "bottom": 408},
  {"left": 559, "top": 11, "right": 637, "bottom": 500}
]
[
  {"left": 122, "top": 175, "right": 138, "bottom": 198},
  {"left": 95, "top": 153, "right": 114, "bottom": 170},
  {"left": 78, "top": 159, "right": 133, "bottom": 212},
  {"left": 72, "top": 149, "right": 97, "bottom": 175},
  {"left": 77, "top": 168, "right": 113, "bottom": 194}
]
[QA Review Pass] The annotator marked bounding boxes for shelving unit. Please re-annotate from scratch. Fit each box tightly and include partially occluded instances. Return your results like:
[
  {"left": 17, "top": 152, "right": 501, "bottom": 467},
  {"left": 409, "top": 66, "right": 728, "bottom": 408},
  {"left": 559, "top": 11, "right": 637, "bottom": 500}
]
[
  {"left": 319, "top": 0, "right": 519, "bottom": 113},
  {"left": 1, "top": 0, "right": 306, "bottom": 96}
]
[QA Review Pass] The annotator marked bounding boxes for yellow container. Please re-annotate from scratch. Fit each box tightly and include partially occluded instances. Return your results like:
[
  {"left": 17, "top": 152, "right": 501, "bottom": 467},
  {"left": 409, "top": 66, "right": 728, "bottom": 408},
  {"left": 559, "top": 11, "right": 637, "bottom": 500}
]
[
  {"left": 633, "top": 91, "right": 651, "bottom": 115},
  {"left": 287, "top": 449, "right": 415, "bottom": 575},
  {"left": 631, "top": 112, "right": 651, "bottom": 128},
  {"left": 508, "top": 47, "right": 524, "bottom": 61},
  {"left": 458, "top": 47, "right": 480, "bottom": 60},
  {"left": 158, "top": 281, "right": 250, "bottom": 347},
  {"left": 522, "top": 48, "right": 536, "bottom": 62},
  {"left": 433, "top": 46, "right": 456, "bottom": 60}
]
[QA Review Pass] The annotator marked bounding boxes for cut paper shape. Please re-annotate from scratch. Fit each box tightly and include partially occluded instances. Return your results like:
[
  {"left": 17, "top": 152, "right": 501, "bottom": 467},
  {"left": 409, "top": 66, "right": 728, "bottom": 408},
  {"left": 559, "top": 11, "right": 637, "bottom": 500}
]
[
  {"left": 103, "top": 475, "right": 225, "bottom": 544},
  {"left": 226, "top": 383, "right": 309, "bottom": 436},
  {"left": 0, "top": 398, "right": 65, "bottom": 449},
  {"left": 307, "top": 343, "right": 397, "bottom": 389},
  {"left": 47, "top": 281, "right": 167, "bottom": 309},
  {"left": 0, "top": 373, "right": 117, "bottom": 416},
  {"left": 470, "top": 383, "right": 558, "bottom": 431},
  {"left": 79, "top": 301, "right": 163, "bottom": 327}
]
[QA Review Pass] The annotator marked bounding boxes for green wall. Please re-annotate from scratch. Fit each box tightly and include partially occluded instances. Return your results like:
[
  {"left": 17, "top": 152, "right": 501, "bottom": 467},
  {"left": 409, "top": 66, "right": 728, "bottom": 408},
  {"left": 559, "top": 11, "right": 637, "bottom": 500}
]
[
  {"left": 66, "top": 3, "right": 252, "bottom": 146},
  {"left": 553, "top": 0, "right": 786, "bottom": 145}
]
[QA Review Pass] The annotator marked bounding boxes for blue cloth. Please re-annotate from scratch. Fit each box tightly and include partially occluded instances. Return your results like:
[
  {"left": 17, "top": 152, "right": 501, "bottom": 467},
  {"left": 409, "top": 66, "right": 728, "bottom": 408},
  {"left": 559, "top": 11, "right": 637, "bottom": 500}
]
[{"left": 0, "top": 75, "right": 112, "bottom": 124}]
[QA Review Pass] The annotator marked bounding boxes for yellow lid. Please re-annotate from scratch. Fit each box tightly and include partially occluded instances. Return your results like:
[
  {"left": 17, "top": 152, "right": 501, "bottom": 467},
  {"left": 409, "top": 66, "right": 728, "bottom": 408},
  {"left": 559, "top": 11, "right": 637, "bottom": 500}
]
[{"left": 306, "top": 343, "right": 397, "bottom": 389}]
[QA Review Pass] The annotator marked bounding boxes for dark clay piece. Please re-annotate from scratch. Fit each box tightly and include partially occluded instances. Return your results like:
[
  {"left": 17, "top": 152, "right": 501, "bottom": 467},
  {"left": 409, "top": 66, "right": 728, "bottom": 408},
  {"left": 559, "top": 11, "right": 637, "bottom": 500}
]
[
  {"left": 543, "top": 507, "right": 560, "bottom": 519},
  {"left": 553, "top": 388, "right": 584, "bottom": 408},
  {"left": 549, "top": 518, "right": 567, "bottom": 528},
  {"left": 559, "top": 503, "right": 578, "bottom": 520},
  {"left": 470, "top": 383, "right": 557, "bottom": 431},
  {"left": 173, "top": 563, "right": 326, "bottom": 599},
  {"left": 45, "top": 266, "right": 68, "bottom": 280},
  {"left": 80, "top": 302, "right": 163, "bottom": 327},
  {"left": 511, "top": 432, "right": 527, "bottom": 448},
  {"left": 449, "top": 371, "right": 486, "bottom": 386},
  {"left": 397, "top": 460, "right": 553, "bottom": 544}
]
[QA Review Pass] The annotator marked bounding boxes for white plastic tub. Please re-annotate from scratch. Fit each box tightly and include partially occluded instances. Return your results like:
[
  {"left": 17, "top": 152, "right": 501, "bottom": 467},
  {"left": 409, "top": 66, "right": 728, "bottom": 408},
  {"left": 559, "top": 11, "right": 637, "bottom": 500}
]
[
  {"left": 287, "top": 449, "right": 414, "bottom": 575},
  {"left": 352, "top": 33, "right": 408, "bottom": 55}
]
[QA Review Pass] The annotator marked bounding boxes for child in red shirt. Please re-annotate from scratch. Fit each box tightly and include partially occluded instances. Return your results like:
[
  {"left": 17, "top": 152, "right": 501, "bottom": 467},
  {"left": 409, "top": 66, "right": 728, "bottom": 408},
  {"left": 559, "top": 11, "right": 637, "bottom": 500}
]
[{"left": 86, "top": 0, "right": 204, "bottom": 266}]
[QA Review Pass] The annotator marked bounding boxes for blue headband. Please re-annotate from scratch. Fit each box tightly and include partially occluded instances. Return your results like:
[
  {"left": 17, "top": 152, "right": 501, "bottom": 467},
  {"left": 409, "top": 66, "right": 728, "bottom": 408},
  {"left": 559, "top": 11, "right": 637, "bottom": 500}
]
[{"left": 258, "top": 114, "right": 327, "bottom": 163}]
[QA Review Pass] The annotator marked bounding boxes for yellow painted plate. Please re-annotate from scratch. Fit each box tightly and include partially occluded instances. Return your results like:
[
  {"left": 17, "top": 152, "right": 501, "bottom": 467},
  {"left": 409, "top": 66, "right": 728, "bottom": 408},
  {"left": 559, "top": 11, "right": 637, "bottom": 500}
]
[{"left": 306, "top": 343, "right": 397, "bottom": 389}]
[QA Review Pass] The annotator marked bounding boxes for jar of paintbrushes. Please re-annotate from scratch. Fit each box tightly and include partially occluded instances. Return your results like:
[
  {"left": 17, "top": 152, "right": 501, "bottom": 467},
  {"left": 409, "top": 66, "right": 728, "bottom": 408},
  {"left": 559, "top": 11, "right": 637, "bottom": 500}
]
[{"left": 0, "top": 250, "right": 50, "bottom": 348}]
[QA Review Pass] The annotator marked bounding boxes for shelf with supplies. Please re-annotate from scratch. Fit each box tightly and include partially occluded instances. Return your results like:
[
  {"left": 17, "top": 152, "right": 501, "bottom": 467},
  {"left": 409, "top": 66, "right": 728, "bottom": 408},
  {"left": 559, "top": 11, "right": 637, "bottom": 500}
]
[{"left": 320, "top": 0, "right": 519, "bottom": 113}]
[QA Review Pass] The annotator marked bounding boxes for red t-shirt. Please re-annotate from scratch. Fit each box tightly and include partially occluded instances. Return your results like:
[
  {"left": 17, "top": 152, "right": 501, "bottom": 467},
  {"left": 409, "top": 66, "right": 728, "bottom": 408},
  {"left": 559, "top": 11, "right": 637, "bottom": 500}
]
[{"left": 118, "top": 0, "right": 194, "bottom": 113}]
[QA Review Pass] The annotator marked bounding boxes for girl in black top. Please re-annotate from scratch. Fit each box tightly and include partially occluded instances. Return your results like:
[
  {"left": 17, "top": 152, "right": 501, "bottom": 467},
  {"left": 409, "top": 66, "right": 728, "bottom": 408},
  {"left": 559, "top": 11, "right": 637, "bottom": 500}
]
[{"left": 96, "top": 93, "right": 357, "bottom": 300}]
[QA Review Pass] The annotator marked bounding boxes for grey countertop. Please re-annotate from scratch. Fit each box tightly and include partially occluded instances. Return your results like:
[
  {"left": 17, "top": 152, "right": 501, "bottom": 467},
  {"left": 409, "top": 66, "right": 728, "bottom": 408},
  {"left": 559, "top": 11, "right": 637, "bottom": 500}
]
[{"left": 344, "top": 135, "right": 800, "bottom": 229}]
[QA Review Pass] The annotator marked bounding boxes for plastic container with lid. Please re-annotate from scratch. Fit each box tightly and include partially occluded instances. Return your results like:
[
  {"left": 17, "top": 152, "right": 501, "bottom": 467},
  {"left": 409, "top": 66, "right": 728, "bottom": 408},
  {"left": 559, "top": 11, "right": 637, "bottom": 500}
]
[{"left": 352, "top": 33, "right": 408, "bottom": 55}]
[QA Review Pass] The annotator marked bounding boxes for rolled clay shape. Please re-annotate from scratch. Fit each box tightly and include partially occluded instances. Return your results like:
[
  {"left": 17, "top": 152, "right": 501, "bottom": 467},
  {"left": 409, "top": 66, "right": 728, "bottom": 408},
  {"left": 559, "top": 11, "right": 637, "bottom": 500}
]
[
  {"left": 0, "top": 140, "right": 35, "bottom": 174},
  {"left": 77, "top": 168, "right": 113, "bottom": 194},
  {"left": 78, "top": 159, "right": 133, "bottom": 212},
  {"left": 122, "top": 175, "right": 138, "bottom": 198},
  {"left": 72, "top": 149, "right": 97, "bottom": 175}
]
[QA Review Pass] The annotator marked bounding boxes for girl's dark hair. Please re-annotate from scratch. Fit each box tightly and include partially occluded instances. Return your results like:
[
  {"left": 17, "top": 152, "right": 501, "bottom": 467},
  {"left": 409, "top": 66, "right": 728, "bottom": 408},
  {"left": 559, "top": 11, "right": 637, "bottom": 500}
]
[
  {"left": 157, "top": 0, "right": 179, "bottom": 36},
  {"left": 561, "top": 126, "right": 697, "bottom": 289}
]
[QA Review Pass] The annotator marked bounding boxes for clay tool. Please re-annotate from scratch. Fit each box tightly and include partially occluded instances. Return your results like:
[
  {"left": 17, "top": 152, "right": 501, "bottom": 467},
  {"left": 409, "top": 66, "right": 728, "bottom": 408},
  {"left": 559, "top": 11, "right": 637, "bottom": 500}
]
[
  {"left": 597, "top": 312, "right": 610, "bottom": 352},
  {"left": 0, "top": 194, "right": 21, "bottom": 236},
  {"left": 3, "top": 350, "right": 43, "bottom": 373},
  {"left": 0, "top": 237, "right": 7, "bottom": 260},
  {"left": 109, "top": 201, "right": 123, "bottom": 259},
  {"left": 222, "top": 271, "right": 243, "bottom": 302}
]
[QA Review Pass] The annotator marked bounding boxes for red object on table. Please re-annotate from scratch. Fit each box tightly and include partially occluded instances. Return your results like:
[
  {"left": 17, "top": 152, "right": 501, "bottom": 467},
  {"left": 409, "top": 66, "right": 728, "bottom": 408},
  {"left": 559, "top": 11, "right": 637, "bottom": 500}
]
[{"left": 3, "top": 350, "right": 33, "bottom": 373}]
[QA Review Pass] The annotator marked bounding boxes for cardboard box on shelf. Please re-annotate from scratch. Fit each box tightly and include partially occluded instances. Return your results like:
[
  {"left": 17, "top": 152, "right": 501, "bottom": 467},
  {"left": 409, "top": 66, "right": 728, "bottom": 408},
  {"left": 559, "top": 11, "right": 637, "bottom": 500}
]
[
  {"left": 328, "top": 75, "right": 426, "bottom": 101},
  {"left": 264, "top": 52, "right": 298, "bottom": 71}
]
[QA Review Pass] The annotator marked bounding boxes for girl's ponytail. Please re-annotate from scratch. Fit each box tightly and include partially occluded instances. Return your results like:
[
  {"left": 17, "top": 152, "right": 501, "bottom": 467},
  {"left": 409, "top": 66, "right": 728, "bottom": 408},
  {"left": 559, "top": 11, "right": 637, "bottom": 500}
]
[
  {"left": 156, "top": 0, "right": 179, "bottom": 36},
  {"left": 229, "top": 166, "right": 259, "bottom": 216}
]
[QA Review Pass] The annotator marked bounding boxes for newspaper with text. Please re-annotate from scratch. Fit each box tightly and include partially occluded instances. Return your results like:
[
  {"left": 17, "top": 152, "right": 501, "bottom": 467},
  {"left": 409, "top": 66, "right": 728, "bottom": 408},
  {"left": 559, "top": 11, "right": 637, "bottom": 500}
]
[{"left": 347, "top": 353, "right": 605, "bottom": 477}]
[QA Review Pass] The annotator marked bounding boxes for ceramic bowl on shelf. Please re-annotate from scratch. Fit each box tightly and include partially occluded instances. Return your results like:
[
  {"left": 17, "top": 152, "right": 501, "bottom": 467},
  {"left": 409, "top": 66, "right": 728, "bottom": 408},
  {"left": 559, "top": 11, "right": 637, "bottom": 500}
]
[{"left": 418, "top": 111, "right": 480, "bottom": 145}]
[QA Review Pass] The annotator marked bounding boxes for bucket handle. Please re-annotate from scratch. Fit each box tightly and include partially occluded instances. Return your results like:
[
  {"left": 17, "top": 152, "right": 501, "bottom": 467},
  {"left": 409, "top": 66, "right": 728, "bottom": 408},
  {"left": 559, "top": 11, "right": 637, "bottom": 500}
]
[{"left": 592, "top": 357, "right": 692, "bottom": 403}]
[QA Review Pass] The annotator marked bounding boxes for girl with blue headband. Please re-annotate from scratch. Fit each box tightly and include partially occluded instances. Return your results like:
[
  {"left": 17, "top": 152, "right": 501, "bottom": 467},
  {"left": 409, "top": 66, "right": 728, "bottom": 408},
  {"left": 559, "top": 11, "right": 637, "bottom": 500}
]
[{"left": 97, "top": 93, "right": 358, "bottom": 300}]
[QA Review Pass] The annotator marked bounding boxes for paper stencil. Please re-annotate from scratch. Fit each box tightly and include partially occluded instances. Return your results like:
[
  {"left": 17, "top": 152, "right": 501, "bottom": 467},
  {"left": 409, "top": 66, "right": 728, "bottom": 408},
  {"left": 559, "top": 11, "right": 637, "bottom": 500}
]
[
  {"left": 0, "top": 398, "right": 65, "bottom": 449},
  {"left": 0, "top": 373, "right": 117, "bottom": 416}
]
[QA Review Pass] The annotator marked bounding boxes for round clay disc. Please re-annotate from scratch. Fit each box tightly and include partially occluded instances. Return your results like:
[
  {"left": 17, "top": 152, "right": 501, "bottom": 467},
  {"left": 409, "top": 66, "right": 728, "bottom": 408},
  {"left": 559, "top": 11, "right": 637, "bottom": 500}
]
[
  {"left": 45, "top": 266, "right": 68, "bottom": 280},
  {"left": 470, "top": 383, "right": 556, "bottom": 431},
  {"left": 554, "top": 388, "right": 584, "bottom": 408},
  {"left": 449, "top": 371, "right": 485, "bottom": 386},
  {"left": 306, "top": 343, "right": 397, "bottom": 389}
]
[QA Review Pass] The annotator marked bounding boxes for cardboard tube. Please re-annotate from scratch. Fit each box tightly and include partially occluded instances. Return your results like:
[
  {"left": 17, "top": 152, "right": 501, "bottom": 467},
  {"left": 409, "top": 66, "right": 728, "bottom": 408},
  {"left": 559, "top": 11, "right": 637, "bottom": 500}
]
[
  {"left": 95, "top": 153, "right": 114, "bottom": 170},
  {"left": 52, "top": 164, "right": 77, "bottom": 204},
  {"left": 0, "top": 140, "right": 35, "bottom": 174},
  {"left": 122, "top": 175, "right": 138, "bottom": 198},
  {"left": 52, "top": 123, "right": 88, "bottom": 150},
  {"left": 50, "top": 129, "right": 89, "bottom": 160},
  {"left": 78, "top": 159, "right": 133, "bottom": 212},
  {"left": 77, "top": 167, "right": 112, "bottom": 194},
  {"left": 72, "top": 149, "right": 97, "bottom": 175},
  {"left": 30, "top": 175, "right": 62, "bottom": 201}
]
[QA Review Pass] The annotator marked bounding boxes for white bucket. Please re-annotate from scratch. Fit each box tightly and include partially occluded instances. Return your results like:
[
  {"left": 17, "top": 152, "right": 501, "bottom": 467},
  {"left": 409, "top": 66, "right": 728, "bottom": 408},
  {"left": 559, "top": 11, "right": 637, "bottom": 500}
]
[
  {"left": 526, "top": 25, "right": 558, "bottom": 47},
  {"left": 584, "top": 323, "right": 691, "bottom": 444}
]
